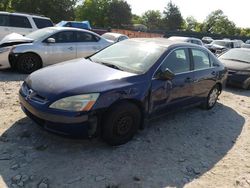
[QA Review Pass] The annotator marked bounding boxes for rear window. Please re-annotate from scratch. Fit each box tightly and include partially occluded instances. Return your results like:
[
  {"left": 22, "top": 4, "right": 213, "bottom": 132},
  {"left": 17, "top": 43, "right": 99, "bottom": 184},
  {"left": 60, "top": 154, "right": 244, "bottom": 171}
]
[
  {"left": 0, "top": 14, "right": 9, "bottom": 26},
  {"left": 33, "top": 17, "right": 53, "bottom": 29},
  {"left": 9, "top": 15, "right": 32, "bottom": 28}
]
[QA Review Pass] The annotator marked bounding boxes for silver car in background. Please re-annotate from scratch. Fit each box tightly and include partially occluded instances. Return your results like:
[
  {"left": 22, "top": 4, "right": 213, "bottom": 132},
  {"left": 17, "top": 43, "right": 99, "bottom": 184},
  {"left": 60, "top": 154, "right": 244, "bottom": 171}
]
[
  {"left": 0, "top": 27, "right": 112, "bottom": 73},
  {"left": 101, "top": 32, "right": 129, "bottom": 43}
]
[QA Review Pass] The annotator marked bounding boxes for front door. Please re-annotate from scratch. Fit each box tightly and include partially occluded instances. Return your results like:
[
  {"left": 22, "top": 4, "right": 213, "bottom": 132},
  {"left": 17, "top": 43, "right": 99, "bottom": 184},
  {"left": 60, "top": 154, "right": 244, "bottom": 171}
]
[
  {"left": 150, "top": 48, "right": 194, "bottom": 115},
  {"left": 44, "top": 31, "right": 76, "bottom": 65}
]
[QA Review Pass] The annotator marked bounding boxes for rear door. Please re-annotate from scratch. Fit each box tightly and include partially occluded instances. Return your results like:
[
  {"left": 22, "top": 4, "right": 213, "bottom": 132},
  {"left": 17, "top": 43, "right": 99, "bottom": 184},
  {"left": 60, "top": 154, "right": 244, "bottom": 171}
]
[
  {"left": 0, "top": 14, "right": 10, "bottom": 39},
  {"left": 9, "top": 15, "right": 33, "bottom": 35},
  {"left": 75, "top": 31, "right": 102, "bottom": 58},
  {"left": 150, "top": 48, "right": 195, "bottom": 114},
  {"left": 190, "top": 48, "right": 217, "bottom": 100},
  {"left": 44, "top": 30, "right": 76, "bottom": 65}
]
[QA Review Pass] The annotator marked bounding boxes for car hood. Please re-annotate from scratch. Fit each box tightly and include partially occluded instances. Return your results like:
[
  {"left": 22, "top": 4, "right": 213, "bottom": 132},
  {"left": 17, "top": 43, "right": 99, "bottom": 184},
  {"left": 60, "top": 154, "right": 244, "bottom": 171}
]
[
  {"left": 25, "top": 58, "right": 138, "bottom": 100},
  {"left": 219, "top": 59, "right": 250, "bottom": 71},
  {"left": 0, "top": 33, "right": 33, "bottom": 48}
]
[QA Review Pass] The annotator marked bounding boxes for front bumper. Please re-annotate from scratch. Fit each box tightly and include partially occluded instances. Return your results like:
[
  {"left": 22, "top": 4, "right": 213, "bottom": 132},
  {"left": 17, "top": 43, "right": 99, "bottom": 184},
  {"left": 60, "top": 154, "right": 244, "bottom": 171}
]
[
  {"left": 0, "top": 47, "right": 12, "bottom": 69},
  {"left": 19, "top": 93, "right": 98, "bottom": 137},
  {"left": 226, "top": 71, "right": 250, "bottom": 88}
]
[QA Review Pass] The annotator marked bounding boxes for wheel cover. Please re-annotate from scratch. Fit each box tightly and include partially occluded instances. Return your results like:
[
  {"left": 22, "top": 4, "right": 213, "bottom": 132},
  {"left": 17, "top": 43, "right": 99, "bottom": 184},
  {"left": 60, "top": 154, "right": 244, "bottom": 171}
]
[
  {"left": 22, "top": 56, "right": 36, "bottom": 71},
  {"left": 114, "top": 114, "right": 133, "bottom": 136},
  {"left": 208, "top": 88, "right": 219, "bottom": 107}
]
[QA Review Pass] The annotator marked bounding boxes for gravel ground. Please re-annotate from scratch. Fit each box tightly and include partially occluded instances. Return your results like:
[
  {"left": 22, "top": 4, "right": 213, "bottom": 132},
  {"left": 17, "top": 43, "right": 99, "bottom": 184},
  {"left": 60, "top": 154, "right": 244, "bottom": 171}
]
[{"left": 0, "top": 69, "right": 250, "bottom": 188}]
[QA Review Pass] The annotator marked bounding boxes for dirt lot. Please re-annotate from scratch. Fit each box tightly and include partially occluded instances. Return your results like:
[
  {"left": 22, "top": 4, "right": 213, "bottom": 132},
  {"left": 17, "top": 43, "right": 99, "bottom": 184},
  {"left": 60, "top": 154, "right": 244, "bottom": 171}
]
[{"left": 0, "top": 69, "right": 250, "bottom": 188}]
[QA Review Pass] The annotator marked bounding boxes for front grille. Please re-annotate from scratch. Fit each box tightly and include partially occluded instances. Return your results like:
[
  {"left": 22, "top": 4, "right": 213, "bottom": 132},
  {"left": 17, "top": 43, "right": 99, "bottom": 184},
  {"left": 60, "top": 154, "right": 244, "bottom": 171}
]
[
  {"left": 228, "top": 69, "right": 237, "bottom": 75},
  {"left": 21, "top": 83, "right": 47, "bottom": 104}
]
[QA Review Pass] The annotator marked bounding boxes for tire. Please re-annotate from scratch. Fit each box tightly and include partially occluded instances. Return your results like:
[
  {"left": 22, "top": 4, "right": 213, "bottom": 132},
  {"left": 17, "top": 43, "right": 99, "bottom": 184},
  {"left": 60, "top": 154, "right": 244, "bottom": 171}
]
[
  {"left": 102, "top": 102, "right": 141, "bottom": 146},
  {"left": 203, "top": 85, "right": 220, "bottom": 110},
  {"left": 17, "top": 53, "right": 42, "bottom": 74},
  {"left": 243, "top": 78, "right": 250, "bottom": 90}
]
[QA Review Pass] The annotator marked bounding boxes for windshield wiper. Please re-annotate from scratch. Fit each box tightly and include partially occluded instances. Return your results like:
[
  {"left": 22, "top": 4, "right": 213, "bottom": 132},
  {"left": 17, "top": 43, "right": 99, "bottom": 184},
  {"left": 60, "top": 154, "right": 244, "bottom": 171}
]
[{"left": 100, "top": 62, "right": 125, "bottom": 71}]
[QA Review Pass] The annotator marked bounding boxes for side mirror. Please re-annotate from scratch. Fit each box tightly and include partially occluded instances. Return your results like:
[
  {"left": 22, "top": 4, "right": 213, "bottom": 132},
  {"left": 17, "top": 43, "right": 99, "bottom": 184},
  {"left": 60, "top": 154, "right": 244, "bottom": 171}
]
[
  {"left": 155, "top": 68, "right": 175, "bottom": 80},
  {"left": 46, "top": 38, "right": 55, "bottom": 44}
]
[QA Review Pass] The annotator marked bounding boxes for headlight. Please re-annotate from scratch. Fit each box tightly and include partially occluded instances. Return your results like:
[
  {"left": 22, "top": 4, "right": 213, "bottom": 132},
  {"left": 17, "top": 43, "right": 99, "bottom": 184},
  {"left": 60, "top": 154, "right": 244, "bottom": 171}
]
[
  {"left": 49, "top": 93, "right": 99, "bottom": 112},
  {"left": 0, "top": 47, "right": 11, "bottom": 53},
  {"left": 237, "top": 71, "right": 250, "bottom": 75}
]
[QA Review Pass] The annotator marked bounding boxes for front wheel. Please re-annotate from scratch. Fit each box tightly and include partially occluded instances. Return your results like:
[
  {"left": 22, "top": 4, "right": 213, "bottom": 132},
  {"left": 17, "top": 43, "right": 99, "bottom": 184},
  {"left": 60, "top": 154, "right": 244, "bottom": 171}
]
[
  {"left": 17, "top": 53, "right": 42, "bottom": 74},
  {"left": 203, "top": 85, "right": 220, "bottom": 110},
  {"left": 102, "top": 102, "right": 141, "bottom": 146}
]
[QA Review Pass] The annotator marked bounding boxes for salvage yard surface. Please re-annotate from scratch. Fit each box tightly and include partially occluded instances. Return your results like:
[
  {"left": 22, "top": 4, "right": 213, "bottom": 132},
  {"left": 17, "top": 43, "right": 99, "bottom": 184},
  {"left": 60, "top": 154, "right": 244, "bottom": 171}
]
[{"left": 0, "top": 69, "right": 250, "bottom": 188}]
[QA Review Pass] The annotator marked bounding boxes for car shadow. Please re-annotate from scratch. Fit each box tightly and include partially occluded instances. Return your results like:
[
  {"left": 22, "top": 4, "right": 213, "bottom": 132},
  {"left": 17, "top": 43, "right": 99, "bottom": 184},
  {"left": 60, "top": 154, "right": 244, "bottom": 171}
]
[
  {"left": 225, "top": 86, "right": 250, "bottom": 97},
  {"left": 0, "top": 69, "right": 27, "bottom": 82},
  {"left": 0, "top": 103, "right": 245, "bottom": 188}
]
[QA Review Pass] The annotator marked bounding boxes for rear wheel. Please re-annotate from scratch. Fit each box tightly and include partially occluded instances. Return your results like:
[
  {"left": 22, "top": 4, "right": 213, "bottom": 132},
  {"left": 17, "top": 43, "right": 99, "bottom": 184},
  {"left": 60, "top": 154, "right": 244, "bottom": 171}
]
[
  {"left": 102, "top": 102, "right": 141, "bottom": 146},
  {"left": 203, "top": 85, "right": 220, "bottom": 110},
  {"left": 243, "top": 78, "right": 250, "bottom": 90},
  {"left": 17, "top": 53, "right": 42, "bottom": 74}
]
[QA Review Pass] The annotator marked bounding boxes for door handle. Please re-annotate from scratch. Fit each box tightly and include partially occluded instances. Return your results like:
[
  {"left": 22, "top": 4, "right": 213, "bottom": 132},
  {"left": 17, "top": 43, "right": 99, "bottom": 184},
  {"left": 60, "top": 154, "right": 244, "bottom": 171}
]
[
  {"left": 68, "top": 47, "right": 73, "bottom": 50},
  {"left": 185, "top": 77, "right": 192, "bottom": 83},
  {"left": 211, "top": 71, "right": 216, "bottom": 75}
]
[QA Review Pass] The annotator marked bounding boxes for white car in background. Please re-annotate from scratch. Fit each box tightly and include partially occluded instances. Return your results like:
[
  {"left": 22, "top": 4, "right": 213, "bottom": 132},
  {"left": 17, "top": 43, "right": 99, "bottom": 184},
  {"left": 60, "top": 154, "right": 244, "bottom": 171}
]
[
  {"left": 0, "top": 11, "right": 53, "bottom": 40},
  {"left": 168, "top": 36, "right": 203, "bottom": 46},
  {"left": 0, "top": 27, "right": 112, "bottom": 73},
  {"left": 101, "top": 32, "right": 129, "bottom": 43}
]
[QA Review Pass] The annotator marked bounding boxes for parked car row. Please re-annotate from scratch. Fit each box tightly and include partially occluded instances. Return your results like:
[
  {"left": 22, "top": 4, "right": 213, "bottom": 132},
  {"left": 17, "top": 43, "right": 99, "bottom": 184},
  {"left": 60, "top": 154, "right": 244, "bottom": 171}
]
[{"left": 0, "top": 11, "right": 249, "bottom": 146}]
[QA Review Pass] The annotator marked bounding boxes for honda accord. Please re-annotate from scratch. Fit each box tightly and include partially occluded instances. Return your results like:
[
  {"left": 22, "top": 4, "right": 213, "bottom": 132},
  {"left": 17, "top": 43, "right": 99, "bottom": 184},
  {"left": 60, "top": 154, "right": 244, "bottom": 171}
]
[{"left": 19, "top": 38, "right": 227, "bottom": 145}]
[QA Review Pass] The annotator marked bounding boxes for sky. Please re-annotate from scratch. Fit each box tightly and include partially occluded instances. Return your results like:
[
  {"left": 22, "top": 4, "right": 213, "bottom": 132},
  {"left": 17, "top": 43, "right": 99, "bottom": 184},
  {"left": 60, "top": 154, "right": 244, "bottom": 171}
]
[{"left": 125, "top": 0, "right": 249, "bottom": 28}]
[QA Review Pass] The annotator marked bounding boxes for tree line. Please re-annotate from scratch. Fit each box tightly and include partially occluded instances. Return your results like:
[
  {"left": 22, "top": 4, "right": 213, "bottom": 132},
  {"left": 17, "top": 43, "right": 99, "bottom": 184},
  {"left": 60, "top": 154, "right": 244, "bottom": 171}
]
[{"left": 1, "top": 0, "right": 250, "bottom": 36}]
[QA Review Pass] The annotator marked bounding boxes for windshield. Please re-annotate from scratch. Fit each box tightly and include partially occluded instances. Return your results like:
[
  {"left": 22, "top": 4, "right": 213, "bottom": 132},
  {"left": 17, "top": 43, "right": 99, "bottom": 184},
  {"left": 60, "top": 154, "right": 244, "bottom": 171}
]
[
  {"left": 90, "top": 40, "right": 166, "bottom": 74},
  {"left": 212, "top": 41, "right": 232, "bottom": 48},
  {"left": 219, "top": 49, "right": 250, "bottom": 64},
  {"left": 25, "top": 28, "right": 56, "bottom": 40}
]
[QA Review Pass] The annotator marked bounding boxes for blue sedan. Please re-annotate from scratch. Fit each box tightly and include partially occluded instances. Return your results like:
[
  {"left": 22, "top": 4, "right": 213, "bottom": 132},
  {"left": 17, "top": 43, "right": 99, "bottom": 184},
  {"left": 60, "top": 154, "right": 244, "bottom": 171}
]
[{"left": 19, "top": 38, "right": 227, "bottom": 145}]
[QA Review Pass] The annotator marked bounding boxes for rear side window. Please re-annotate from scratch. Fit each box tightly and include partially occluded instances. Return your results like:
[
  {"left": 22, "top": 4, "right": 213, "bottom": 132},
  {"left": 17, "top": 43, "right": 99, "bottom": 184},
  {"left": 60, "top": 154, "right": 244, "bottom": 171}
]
[
  {"left": 191, "top": 49, "right": 210, "bottom": 70},
  {"left": 76, "top": 31, "right": 99, "bottom": 42},
  {"left": 51, "top": 31, "right": 75, "bottom": 43},
  {"left": 9, "top": 15, "right": 32, "bottom": 28},
  {"left": 33, "top": 18, "right": 53, "bottom": 29},
  {"left": 0, "top": 14, "right": 9, "bottom": 26},
  {"left": 160, "top": 48, "right": 190, "bottom": 74}
]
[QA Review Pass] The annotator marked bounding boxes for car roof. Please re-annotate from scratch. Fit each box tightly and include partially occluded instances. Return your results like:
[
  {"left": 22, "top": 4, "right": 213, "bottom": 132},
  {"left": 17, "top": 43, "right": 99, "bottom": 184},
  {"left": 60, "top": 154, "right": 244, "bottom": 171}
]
[
  {"left": 0, "top": 11, "right": 51, "bottom": 20},
  {"left": 168, "top": 36, "right": 201, "bottom": 42},
  {"left": 47, "top": 26, "right": 100, "bottom": 36},
  {"left": 128, "top": 38, "right": 202, "bottom": 49},
  {"left": 103, "top": 32, "right": 127, "bottom": 37}
]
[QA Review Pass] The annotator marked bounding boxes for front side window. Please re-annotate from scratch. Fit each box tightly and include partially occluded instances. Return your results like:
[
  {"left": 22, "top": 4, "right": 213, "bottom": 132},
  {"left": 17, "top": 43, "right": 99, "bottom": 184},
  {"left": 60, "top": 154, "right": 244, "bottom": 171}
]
[
  {"left": 0, "top": 14, "right": 9, "bottom": 26},
  {"left": 191, "top": 49, "right": 210, "bottom": 70},
  {"left": 51, "top": 31, "right": 75, "bottom": 43},
  {"left": 160, "top": 48, "right": 190, "bottom": 74},
  {"left": 76, "top": 32, "right": 99, "bottom": 42},
  {"left": 9, "top": 15, "right": 32, "bottom": 28}
]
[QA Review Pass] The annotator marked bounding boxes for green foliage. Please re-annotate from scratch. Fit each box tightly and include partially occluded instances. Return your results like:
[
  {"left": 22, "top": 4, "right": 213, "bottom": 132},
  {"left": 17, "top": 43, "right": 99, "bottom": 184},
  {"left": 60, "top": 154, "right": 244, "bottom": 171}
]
[
  {"left": 132, "top": 14, "right": 142, "bottom": 25},
  {"left": 141, "top": 10, "right": 163, "bottom": 31},
  {"left": 163, "top": 1, "right": 184, "bottom": 31},
  {"left": 75, "top": 0, "right": 132, "bottom": 28},
  {"left": 10, "top": 0, "right": 77, "bottom": 23},
  {"left": 203, "top": 10, "right": 236, "bottom": 35},
  {"left": 107, "top": 0, "right": 132, "bottom": 28},
  {"left": 0, "top": 0, "right": 12, "bottom": 11},
  {"left": 75, "top": 0, "right": 111, "bottom": 27},
  {"left": 185, "top": 16, "right": 198, "bottom": 31}
]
